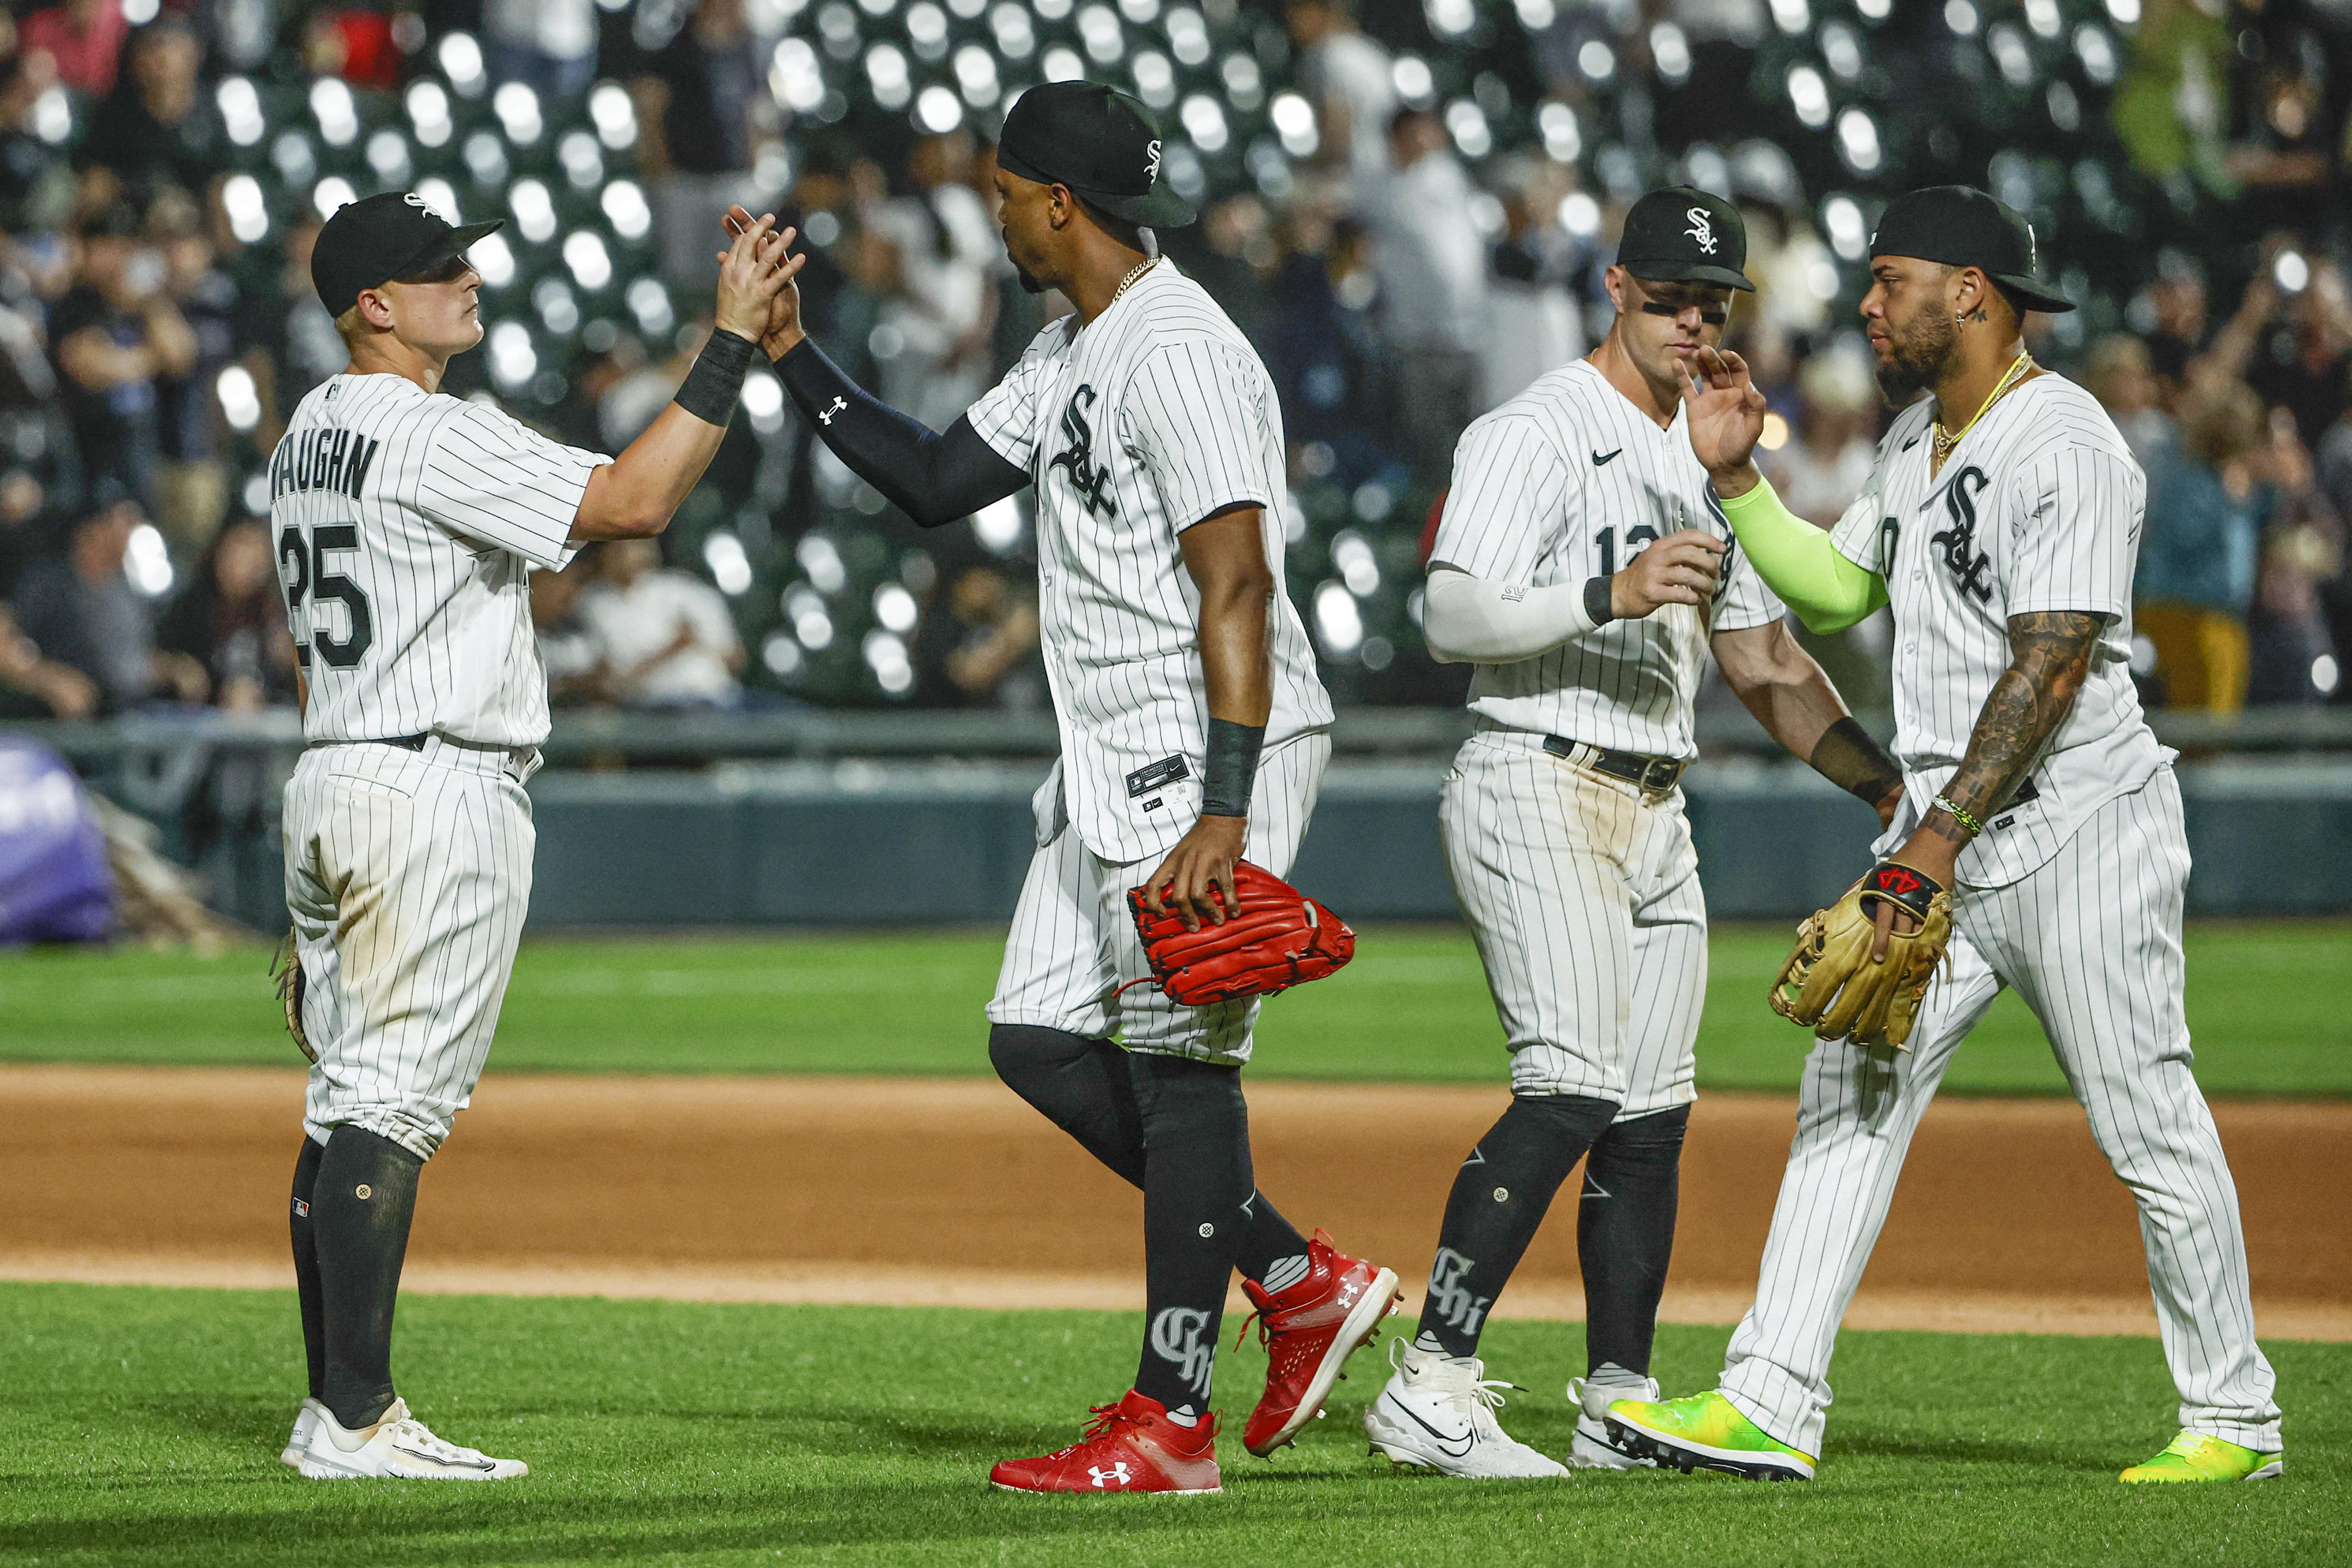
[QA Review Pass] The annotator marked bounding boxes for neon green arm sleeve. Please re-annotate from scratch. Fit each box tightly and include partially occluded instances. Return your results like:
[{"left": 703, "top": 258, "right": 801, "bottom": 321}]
[{"left": 1715, "top": 472, "right": 1888, "bottom": 634}]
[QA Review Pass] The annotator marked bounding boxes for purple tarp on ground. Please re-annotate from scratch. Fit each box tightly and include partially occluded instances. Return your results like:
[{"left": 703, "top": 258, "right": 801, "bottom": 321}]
[{"left": 0, "top": 734, "right": 113, "bottom": 944}]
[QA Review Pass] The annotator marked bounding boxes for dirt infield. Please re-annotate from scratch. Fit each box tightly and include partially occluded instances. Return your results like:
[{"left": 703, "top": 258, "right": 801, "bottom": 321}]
[{"left": 5, "top": 1064, "right": 2348, "bottom": 1339}]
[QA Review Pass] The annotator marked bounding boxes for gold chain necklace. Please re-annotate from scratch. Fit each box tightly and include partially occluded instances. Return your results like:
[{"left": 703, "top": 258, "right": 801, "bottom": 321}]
[
  {"left": 1107, "top": 255, "right": 1157, "bottom": 309},
  {"left": 1930, "top": 350, "right": 2035, "bottom": 471}
]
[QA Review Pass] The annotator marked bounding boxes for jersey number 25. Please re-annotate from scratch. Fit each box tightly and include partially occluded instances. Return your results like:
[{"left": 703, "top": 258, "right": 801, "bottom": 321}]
[{"left": 278, "top": 524, "right": 376, "bottom": 669}]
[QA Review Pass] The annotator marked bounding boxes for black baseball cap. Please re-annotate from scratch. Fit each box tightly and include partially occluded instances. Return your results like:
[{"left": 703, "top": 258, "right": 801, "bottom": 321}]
[
  {"left": 1618, "top": 186, "right": 1752, "bottom": 292},
  {"left": 310, "top": 192, "right": 504, "bottom": 316},
  {"left": 997, "top": 82, "right": 1195, "bottom": 229},
  {"left": 1870, "top": 185, "right": 2074, "bottom": 314}
]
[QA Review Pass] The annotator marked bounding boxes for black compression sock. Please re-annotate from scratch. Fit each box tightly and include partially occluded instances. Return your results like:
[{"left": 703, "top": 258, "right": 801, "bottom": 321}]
[
  {"left": 1578, "top": 1104, "right": 1689, "bottom": 1378},
  {"left": 1129, "top": 1054, "right": 1253, "bottom": 1417},
  {"left": 990, "top": 1025, "right": 1311, "bottom": 1289},
  {"left": 1234, "top": 1191, "right": 1311, "bottom": 1294},
  {"left": 1414, "top": 1094, "right": 1618, "bottom": 1358},
  {"left": 290, "top": 1136, "right": 326, "bottom": 1401},
  {"left": 310, "top": 1125, "right": 424, "bottom": 1430}
]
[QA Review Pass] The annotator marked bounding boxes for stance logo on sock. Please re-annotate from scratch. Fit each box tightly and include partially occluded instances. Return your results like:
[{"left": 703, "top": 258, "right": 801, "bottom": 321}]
[
  {"left": 1149, "top": 1307, "right": 1215, "bottom": 1402},
  {"left": 1427, "top": 1248, "right": 1492, "bottom": 1337},
  {"left": 1259, "top": 1253, "right": 1312, "bottom": 1295},
  {"left": 1582, "top": 1171, "right": 1612, "bottom": 1200},
  {"left": 1164, "top": 1403, "right": 1201, "bottom": 1427}
]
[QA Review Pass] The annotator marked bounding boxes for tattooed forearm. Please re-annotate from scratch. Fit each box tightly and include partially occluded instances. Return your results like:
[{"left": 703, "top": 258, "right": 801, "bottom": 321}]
[{"left": 1923, "top": 610, "right": 2103, "bottom": 848}]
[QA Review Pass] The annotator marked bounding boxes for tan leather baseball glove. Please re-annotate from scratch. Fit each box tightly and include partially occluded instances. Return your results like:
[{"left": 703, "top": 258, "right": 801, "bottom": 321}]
[
  {"left": 1769, "top": 860, "right": 1953, "bottom": 1051},
  {"left": 272, "top": 930, "right": 316, "bottom": 1064}
]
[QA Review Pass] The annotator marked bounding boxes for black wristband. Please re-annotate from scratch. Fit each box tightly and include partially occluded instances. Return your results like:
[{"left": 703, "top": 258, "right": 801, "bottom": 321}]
[
  {"left": 672, "top": 329, "right": 757, "bottom": 426},
  {"left": 1583, "top": 576, "right": 1615, "bottom": 626},
  {"left": 1811, "top": 714, "right": 1905, "bottom": 808},
  {"left": 1200, "top": 717, "right": 1266, "bottom": 818}
]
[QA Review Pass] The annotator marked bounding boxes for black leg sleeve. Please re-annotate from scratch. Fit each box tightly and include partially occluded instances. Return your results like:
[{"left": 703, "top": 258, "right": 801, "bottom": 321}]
[
  {"left": 289, "top": 1136, "right": 326, "bottom": 1402},
  {"left": 1414, "top": 1094, "right": 1619, "bottom": 1358},
  {"left": 310, "top": 1125, "right": 425, "bottom": 1430},
  {"left": 1577, "top": 1104, "right": 1690, "bottom": 1378},
  {"left": 1128, "top": 1054, "right": 1254, "bottom": 1416},
  {"left": 989, "top": 1024, "right": 1146, "bottom": 1188},
  {"left": 989, "top": 1024, "right": 1312, "bottom": 1289}
]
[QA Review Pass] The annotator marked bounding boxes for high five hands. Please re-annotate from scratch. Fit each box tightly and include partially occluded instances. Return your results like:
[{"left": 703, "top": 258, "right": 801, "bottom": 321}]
[
  {"left": 1678, "top": 344, "right": 1770, "bottom": 497},
  {"left": 710, "top": 209, "right": 805, "bottom": 347},
  {"left": 721, "top": 205, "right": 808, "bottom": 359}
]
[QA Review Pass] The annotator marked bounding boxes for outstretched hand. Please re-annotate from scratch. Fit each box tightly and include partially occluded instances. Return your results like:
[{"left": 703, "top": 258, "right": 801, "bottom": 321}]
[
  {"left": 711, "top": 210, "right": 802, "bottom": 346},
  {"left": 723, "top": 205, "right": 807, "bottom": 359},
  {"left": 1679, "top": 345, "right": 1769, "bottom": 492}
]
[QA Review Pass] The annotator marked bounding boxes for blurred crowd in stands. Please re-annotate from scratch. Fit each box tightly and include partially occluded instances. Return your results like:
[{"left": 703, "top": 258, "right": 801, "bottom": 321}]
[{"left": 0, "top": 0, "right": 2348, "bottom": 729}]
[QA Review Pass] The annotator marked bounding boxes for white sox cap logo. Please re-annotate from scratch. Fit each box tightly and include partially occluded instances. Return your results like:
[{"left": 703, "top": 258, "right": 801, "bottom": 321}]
[
  {"left": 1685, "top": 207, "right": 1718, "bottom": 254},
  {"left": 1145, "top": 138, "right": 1162, "bottom": 182},
  {"left": 403, "top": 192, "right": 429, "bottom": 208}
]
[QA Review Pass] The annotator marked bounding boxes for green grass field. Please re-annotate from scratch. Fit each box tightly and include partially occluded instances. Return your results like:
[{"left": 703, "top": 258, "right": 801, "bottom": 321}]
[
  {"left": 2, "top": 1282, "right": 2343, "bottom": 1567},
  {"left": 4, "top": 922, "right": 2346, "bottom": 1095}
]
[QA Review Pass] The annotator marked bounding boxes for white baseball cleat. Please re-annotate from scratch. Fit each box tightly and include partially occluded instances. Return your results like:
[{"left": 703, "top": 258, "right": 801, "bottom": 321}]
[
  {"left": 280, "top": 1397, "right": 328, "bottom": 1467},
  {"left": 1567, "top": 1370, "right": 1658, "bottom": 1469},
  {"left": 1362, "top": 1339, "right": 1569, "bottom": 1479},
  {"left": 296, "top": 1398, "right": 529, "bottom": 1480}
]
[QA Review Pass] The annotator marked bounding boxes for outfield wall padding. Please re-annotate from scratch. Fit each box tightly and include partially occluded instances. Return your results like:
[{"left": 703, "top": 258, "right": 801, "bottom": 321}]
[{"left": 517, "top": 760, "right": 2352, "bottom": 928}]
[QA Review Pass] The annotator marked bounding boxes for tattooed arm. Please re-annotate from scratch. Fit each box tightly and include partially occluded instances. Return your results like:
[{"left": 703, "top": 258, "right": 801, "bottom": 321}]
[{"left": 1889, "top": 610, "right": 2106, "bottom": 884}]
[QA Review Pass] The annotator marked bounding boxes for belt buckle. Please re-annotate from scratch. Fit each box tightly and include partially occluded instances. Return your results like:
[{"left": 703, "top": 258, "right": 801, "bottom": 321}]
[{"left": 1639, "top": 758, "right": 1679, "bottom": 793}]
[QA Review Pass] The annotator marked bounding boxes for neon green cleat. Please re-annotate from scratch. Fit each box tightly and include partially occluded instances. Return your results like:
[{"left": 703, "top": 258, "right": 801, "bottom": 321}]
[
  {"left": 2119, "top": 1430, "right": 2283, "bottom": 1484},
  {"left": 1603, "top": 1391, "right": 1816, "bottom": 1482}
]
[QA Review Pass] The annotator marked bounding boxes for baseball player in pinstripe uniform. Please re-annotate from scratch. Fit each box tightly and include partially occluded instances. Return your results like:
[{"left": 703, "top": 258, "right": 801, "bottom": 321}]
[
  {"left": 272, "top": 192, "right": 792, "bottom": 1479},
  {"left": 736, "top": 83, "right": 1398, "bottom": 1495},
  {"left": 1367, "top": 189, "right": 1910, "bottom": 1479},
  {"left": 1610, "top": 186, "right": 2284, "bottom": 1484}
]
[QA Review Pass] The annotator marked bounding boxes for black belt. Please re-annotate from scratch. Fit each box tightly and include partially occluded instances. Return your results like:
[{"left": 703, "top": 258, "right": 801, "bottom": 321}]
[
  {"left": 309, "top": 734, "right": 428, "bottom": 751},
  {"left": 1542, "top": 734, "right": 1686, "bottom": 792}
]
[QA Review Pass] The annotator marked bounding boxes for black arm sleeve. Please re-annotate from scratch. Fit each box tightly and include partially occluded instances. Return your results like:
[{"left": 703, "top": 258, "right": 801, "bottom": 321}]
[
  {"left": 1808, "top": 714, "right": 1906, "bottom": 809},
  {"left": 772, "top": 337, "right": 1029, "bottom": 528}
]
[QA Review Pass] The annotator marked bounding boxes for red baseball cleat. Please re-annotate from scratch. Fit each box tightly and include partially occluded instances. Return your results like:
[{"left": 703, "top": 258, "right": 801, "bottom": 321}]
[
  {"left": 988, "top": 1389, "right": 1223, "bottom": 1495},
  {"left": 1236, "top": 1229, "right": 1404, "bottom": 1457}
]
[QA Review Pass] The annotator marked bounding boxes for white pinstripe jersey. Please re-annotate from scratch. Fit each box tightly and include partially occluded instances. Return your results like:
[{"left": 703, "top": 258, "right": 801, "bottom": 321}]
[
  {"left": 1828, "top": 372, "right": 2165, "bottom": 887},
  {"left": 1428, "top": 358, "right": 1785, "bottom": 759},
  {"left": 269, "top": 373, "right": 607, "bottom": 747},
  {"left": 967, "top": 261, "right": 1332, "bottom": 864}
]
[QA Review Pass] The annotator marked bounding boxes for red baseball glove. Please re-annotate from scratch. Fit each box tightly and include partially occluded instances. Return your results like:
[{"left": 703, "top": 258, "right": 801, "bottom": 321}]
[{"left": 1122, "top": 860, "right": 1356, "bottom": 1008}]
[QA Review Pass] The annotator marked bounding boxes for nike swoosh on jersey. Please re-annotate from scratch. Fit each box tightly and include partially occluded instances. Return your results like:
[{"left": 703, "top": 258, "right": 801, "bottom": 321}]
[
  {"left": 1593, "top": 449, "right": 1623, "bottom": 466},
  {"left": 1380, "top": 1392, "right": 1477, "bottom": 1457}
]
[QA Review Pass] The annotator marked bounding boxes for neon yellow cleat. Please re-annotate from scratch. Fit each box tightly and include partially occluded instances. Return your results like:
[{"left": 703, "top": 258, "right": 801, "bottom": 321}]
[
  {"left": 1603, "top": 1391, "right": 1816, "bottom": 1482},
  {"left": 2119, "top": 1430, "right": 2283, "bottom": 1484}
]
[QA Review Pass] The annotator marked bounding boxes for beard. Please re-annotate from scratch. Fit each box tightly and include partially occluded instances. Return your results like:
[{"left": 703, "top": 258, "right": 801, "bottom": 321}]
[
  {"left": 1011, "top": 257, "right": 1045, "bottom": 295},
  {"left": 1874, "top": 305, "right": 1957, "bottom": 404}
]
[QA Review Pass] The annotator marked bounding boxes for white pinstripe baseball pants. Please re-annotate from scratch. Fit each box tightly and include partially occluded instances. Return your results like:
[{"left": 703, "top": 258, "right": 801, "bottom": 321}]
[
  {"left": 283, "top": 738, "right": 538, "bottom": 1161},
  {"left": 1439, "top": 731, "right": 1707, "bottom": 1116},
  {"left": 987, "top": 731, "right": 1329, "bottom": 1065},
  {"left": 1720, "top": 766, "right": 2281, "bottom": 1454}
]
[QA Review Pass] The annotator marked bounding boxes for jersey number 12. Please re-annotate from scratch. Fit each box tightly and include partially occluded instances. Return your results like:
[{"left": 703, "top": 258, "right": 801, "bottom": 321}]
[
  {"left": 1593, "top": 524, "right": 1659, "bottom": 577},
  {"left": 278, "top": 524, "right": 375, "bottom": 668}
]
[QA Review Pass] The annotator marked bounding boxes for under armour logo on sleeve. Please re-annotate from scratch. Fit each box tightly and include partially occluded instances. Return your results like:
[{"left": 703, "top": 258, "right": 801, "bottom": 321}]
[{"left": 817, "top": 396, "right": 847, "bottom": 426}]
